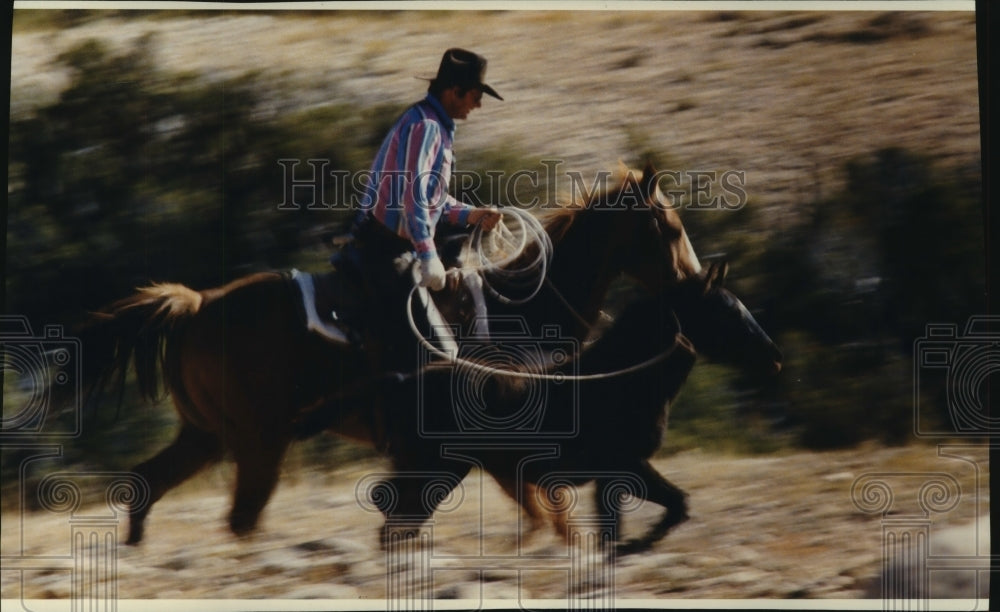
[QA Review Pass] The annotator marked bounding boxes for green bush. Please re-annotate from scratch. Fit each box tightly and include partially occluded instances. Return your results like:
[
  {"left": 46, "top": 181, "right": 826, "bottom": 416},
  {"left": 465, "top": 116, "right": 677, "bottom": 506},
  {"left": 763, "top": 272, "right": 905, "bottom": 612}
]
[
  {"left": 753, "top": 149, "right": 984, "bottom": 447},
  {"left": 6, "top": 36, "right": 385, "bottom": 325},
  {"left": 661, "top": 362, "right": 792, "bottom": 455},
  {"left": 631, "top": 142, "right": 983, "bottom": 451}
]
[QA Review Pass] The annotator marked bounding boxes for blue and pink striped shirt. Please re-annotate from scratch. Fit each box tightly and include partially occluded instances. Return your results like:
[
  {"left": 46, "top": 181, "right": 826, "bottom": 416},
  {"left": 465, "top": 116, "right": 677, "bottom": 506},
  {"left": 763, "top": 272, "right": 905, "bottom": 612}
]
[{"left": 357, "top": 93, "right": 474, "bottom": 260}]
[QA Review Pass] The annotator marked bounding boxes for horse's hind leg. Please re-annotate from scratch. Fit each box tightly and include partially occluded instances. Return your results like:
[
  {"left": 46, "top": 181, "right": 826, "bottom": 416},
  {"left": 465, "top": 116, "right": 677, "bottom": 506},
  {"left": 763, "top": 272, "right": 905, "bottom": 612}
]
[
  {"left": 604, "top": 460, "right": 688, "bottom": 556},
  {"left": 228, "top": 437, "right": 290, "bottom": 537},
  {"left": 127, "top": 424, "right": 223, "bottom": 544}
]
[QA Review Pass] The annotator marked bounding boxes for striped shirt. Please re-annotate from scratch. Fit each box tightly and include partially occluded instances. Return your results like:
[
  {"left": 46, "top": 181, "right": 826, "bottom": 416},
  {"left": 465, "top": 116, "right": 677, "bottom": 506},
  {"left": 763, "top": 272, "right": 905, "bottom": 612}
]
[{"left": 357, "top": 93, "right": 473, "bottom": 260}]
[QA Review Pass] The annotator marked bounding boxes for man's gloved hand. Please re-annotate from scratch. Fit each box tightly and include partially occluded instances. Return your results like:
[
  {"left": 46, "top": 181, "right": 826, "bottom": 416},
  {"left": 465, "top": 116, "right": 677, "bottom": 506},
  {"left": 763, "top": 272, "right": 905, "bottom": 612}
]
[{"left": 417, "top": 255, "right": 447, "bottom": 291}]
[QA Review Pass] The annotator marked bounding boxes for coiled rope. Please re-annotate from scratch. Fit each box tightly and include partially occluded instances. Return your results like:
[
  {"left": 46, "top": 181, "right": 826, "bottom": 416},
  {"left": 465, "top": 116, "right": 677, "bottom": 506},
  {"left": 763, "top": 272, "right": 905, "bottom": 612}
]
[{"left": 460, "top": 207, "right": 553, "bottom": 305}]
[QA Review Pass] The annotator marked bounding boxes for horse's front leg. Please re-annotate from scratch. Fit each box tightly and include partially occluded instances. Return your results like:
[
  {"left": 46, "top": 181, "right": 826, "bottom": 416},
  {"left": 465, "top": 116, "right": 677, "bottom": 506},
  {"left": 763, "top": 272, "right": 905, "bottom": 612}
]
[{"left": 607, "top": 460, "right": 689, "bottom": 556}]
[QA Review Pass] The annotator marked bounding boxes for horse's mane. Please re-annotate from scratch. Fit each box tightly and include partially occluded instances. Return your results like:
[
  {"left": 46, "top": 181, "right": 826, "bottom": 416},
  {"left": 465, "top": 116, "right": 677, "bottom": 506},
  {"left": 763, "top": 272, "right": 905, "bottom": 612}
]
[{"left": 537, "top": 163, "right": 642, "bottom": 242}]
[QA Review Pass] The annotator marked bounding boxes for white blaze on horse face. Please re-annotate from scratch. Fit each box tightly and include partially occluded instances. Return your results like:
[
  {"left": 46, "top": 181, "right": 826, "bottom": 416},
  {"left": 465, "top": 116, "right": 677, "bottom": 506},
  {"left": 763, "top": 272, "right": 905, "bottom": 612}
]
[
  {"left": 680, "top": 230, "right": 702, "bottom": 276},
  {"left": 653, "top": 182, "right": 702, "bottom": 278}
]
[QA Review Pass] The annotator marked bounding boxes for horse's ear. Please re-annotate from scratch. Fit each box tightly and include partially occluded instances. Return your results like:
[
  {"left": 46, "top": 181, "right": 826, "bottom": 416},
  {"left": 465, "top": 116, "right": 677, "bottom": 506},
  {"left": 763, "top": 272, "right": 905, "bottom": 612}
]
[
  {"left": 703, "top": 261, "right": 719, "bottom": 293},
  {"left": 703, "top": 261, "right": 728, "bottom": 292}
]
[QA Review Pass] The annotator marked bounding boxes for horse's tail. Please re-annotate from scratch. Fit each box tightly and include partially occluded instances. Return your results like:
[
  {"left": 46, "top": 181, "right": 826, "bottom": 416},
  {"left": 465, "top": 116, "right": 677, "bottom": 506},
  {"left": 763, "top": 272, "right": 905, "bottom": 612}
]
[{"left": 80, "top": 283, "right": 204, "bottom": 409}]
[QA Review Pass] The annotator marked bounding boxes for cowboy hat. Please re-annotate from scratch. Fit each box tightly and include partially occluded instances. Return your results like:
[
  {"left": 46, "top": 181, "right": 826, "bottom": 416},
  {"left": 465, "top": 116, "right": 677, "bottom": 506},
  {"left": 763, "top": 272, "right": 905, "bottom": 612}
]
[{"left": 425, "top": 48, "right": 503, "bottom": 100}]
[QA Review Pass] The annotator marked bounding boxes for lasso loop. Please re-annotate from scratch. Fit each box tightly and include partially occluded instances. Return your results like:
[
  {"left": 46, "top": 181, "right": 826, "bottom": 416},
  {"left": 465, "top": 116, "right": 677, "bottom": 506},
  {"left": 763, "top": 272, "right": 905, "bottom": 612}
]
[
  {"left": 407, "top": 287, "right": 682, "bottom": 382},
  {"left": 407, "top": 207, "right": 683, "bottom": 381}
]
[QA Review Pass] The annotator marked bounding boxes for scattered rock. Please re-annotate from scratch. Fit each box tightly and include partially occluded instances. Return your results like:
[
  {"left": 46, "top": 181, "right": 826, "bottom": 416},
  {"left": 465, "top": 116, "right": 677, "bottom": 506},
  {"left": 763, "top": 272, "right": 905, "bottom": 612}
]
[{"left": 155, "top": 556, "right": 191, "bottom": 572}]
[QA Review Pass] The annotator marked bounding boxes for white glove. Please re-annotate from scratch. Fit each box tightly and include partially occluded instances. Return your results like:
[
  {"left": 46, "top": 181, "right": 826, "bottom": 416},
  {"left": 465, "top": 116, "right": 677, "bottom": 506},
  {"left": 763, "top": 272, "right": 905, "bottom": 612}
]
[{"left": 416, "top": 255, "right": 447, "bottom": 291}]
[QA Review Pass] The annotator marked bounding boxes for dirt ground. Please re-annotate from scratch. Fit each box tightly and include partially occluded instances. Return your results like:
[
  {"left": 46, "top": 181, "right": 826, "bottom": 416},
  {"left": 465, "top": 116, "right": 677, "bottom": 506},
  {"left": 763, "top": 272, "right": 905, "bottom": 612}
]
[{"left": 1, "top": 443, "right": 989, "bottom": 602}]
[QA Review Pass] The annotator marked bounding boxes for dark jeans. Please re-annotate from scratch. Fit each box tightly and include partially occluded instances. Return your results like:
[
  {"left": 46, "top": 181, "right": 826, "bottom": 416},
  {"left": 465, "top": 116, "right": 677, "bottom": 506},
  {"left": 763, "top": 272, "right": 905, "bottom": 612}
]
[
  {"left": 349, "top": 215, "right": 419, "bottom": 370},
  {"left": 340, "top": 216, "right": 419, "bottom": 451},
  {"left": 341, "top": 215, "right": 476, "bottom": 451}
]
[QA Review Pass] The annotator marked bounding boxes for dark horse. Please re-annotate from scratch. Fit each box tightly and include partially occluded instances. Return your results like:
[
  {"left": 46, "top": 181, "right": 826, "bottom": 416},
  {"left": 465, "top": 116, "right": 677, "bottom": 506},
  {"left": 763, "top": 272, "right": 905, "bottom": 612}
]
[
  {"left": 294, "top": 262, "right": 782, "bottom": 553},
  {"left": 79, "top": 163, "right": 706, "bottom": 544}
]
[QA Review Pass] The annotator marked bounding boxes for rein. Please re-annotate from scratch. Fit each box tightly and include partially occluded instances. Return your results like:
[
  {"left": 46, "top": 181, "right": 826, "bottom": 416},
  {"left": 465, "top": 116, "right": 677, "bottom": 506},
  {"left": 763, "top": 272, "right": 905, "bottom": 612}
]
[{"left": 543, "top": 276, "right": 598, "bottom": 337}]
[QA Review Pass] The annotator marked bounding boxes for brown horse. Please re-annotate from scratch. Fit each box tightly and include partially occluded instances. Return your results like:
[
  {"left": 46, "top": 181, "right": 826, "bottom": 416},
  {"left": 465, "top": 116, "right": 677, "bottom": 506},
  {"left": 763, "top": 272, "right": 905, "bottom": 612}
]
[
  {"left": 294, "top": 262, "right": 782, "bottom": 553},
  {"left": 79, "top": 162, "right": 703, "bottom": 545}
]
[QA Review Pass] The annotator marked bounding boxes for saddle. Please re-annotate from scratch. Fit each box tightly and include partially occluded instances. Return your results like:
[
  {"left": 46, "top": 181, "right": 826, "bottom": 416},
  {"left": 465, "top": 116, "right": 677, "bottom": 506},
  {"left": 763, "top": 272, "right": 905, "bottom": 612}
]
[{"left": 289, "top": 243, "right": 487, "bottom": 351}]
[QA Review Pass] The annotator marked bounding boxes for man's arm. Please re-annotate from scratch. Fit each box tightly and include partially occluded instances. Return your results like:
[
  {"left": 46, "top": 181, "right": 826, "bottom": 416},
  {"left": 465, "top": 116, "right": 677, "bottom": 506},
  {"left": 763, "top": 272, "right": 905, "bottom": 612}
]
[{"left": 399, "top": 119, "right": 459, "bottom": 260}]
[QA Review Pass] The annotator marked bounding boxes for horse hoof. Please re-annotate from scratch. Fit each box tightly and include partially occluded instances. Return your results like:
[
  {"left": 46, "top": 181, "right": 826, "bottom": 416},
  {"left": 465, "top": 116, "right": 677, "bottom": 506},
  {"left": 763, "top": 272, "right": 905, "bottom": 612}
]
[
  {"left": 125, "top": 525, "right": 144, "bottom": 546},
  {"left": 231, "top": 526, "right": 257, "bottom": 539},
  {"left": 229, "top": 514, "right": 260, "bottom": 538}
]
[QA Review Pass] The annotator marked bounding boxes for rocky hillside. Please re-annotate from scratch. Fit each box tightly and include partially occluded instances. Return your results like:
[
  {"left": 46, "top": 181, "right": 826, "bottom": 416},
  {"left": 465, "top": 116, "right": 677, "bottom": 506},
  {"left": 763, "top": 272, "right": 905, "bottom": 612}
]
[{"left": 10, "top": 9, "right": 980, "bottom": 222}]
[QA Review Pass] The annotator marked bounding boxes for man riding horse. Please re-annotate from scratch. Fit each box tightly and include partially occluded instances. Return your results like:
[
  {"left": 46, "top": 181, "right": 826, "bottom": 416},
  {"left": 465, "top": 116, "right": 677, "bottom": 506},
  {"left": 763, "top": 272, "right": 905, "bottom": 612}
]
[
  {"left": 81, "top": 49, "right": 727, "bottom": 546},
  {"left": 343, "top": 48, "right": 503, "bottom": 449}
]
